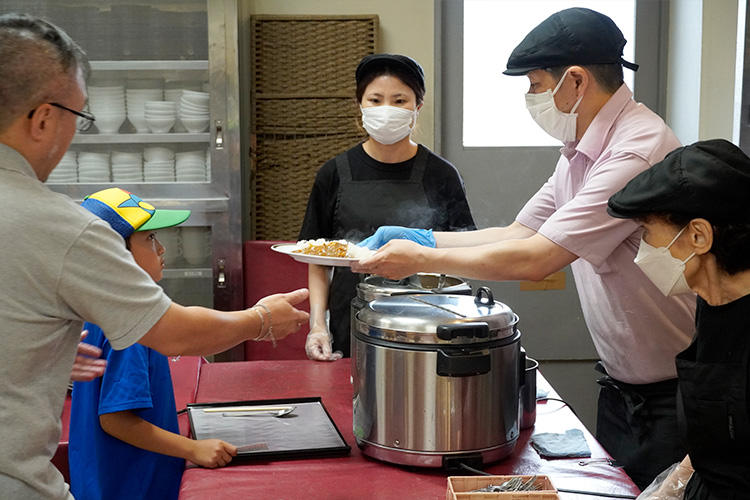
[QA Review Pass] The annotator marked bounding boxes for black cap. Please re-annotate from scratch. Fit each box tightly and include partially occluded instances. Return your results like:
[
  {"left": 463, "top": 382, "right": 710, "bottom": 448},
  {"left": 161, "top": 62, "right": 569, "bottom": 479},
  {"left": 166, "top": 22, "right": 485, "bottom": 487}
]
[
  {"left": 608, "top": 139, "right": 750, "bottom": 224},
  {"left": 356, "top": 54, "right": 425, "bottom": 94},
  {"left": 504, "top": 7, "right": 638, "bottom": 76}
]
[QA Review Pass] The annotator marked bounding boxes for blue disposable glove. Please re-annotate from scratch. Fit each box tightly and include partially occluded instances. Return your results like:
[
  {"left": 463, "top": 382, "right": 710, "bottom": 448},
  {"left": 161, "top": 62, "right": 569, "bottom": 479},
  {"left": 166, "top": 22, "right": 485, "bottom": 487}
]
[{"left": 358, "top": 226, "right": 436, "bottom": 250}]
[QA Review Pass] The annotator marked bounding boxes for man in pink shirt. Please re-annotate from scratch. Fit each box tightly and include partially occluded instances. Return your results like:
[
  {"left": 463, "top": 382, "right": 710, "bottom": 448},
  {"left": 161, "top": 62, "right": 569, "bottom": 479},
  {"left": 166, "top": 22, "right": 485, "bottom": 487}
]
[{"left": 354, "top": 8, "right": 695, "bottom": 489}]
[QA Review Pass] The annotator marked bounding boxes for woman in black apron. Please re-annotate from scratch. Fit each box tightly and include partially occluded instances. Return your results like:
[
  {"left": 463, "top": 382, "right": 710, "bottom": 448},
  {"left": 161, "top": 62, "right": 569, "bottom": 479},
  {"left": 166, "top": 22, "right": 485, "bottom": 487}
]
[
  {"left": 607, "top": 139, "right": 750, "bottom": 499},
  {"left": 299, "top": 54, "right": 475, "bottom": 360}
]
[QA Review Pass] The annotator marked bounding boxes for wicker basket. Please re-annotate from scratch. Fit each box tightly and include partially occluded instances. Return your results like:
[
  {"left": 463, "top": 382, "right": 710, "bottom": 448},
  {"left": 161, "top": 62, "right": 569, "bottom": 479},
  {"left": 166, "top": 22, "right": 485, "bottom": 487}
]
[
  {"left": 249, "top": 14, "right": 378, "bottom": 240},
  {"left": 252, "top": 97, "right": 361, "bottom": 135},
  {"left": 250, "top": 15, "right": 378, "bottom": 96},
  {"left": 446, "top": 476, "right": 559, "bottom": 500},
  {"left": 252, "top": 132, "right": 364, "bottom": 240}
]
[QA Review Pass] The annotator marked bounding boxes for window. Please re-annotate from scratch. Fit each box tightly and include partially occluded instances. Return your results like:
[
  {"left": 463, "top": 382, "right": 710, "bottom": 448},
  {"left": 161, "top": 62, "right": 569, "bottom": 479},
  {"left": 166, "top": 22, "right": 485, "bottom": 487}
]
[{"left": 463, "top": 0, "right": 636, "bottom": 147}]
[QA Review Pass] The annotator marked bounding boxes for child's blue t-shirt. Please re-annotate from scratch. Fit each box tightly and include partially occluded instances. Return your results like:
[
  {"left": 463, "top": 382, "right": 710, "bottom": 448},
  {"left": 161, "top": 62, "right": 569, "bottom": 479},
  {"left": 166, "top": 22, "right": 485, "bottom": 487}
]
[{"left": 68, "top": 322, "right": 184, "bottom": 500}]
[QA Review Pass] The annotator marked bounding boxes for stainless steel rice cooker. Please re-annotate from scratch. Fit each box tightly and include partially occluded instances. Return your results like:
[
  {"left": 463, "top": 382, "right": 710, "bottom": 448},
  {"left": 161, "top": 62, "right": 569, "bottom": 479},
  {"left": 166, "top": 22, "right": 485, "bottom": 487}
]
[{"left": 351, "top": 287, "right": 522, "bottom": 468}]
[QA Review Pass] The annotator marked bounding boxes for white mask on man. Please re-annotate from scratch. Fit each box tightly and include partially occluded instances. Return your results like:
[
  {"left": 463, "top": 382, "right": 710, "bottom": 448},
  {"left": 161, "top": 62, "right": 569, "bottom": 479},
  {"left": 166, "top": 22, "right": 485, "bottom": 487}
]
[
  {"left": 361, "top": 105, "right": 418, "bottom": 145},
  {"left": 525, "top": 69, "right": 583, "bottom": 143},
  {"left": 634, "top": 226, "right": 696, "bottom": 296}
]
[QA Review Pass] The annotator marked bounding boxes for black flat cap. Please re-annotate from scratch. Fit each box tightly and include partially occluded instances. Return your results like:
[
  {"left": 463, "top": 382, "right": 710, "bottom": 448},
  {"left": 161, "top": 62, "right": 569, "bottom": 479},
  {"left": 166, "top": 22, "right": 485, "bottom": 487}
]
[
  {"left": 608, "top": 139, "right": 750, "bottom": 224},
  {"left": 356, "top": 54, "right": 425, "bottom": 94},
  {"left": 504, "top": 7, "right": 638, "bottom": 76}
]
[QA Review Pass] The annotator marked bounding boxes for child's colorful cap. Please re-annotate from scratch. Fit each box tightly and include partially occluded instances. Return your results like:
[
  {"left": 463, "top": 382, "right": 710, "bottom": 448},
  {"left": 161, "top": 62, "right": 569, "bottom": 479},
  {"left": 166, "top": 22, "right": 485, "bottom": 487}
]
[{"left": 81, "top": 187, "right": 191, "bottom": 239}]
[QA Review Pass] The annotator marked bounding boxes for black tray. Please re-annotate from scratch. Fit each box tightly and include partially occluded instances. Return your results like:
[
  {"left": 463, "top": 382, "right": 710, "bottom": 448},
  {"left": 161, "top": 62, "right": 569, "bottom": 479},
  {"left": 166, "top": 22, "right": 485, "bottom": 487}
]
[{"left": 187, "top": 396, "right": 351, "bottom": 462}]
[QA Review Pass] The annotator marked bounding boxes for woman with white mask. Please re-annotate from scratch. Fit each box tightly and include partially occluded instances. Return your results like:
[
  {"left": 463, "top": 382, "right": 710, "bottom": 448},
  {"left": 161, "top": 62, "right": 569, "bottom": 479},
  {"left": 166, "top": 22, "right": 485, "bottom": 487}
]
[
  {"left": 299, "top": 54, "right": 475, "bottom": 361},
  {"left": 608, "top": 139, "right": 750, "bottom": 500}
]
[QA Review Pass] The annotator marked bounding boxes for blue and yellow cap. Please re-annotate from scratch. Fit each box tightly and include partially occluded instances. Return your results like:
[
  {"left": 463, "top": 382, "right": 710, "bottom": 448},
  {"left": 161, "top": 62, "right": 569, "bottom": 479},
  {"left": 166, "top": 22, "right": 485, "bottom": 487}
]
[{"left": 81, "top": 187, "right": 191, "bottom": 239}]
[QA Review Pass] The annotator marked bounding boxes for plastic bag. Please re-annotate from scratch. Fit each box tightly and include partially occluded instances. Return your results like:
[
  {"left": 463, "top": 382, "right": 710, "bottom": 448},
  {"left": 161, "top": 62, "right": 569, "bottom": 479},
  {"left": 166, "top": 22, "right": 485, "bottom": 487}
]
[{"left": 637, "top": 461, "right": 693, "bottom": 500}]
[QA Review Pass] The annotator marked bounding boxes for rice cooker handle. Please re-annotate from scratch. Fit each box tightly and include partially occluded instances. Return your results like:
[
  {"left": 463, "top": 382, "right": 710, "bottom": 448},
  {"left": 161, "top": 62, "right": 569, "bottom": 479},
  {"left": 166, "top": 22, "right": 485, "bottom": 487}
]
[
  {"left": 475, "top": 286, "right": 494, "bottom": 306},
  {"left": 436, "top": 322, "right": 490, "bottom": 341},
  {"left": 436, "top": 349, "right": 491, "bottom": 377}
]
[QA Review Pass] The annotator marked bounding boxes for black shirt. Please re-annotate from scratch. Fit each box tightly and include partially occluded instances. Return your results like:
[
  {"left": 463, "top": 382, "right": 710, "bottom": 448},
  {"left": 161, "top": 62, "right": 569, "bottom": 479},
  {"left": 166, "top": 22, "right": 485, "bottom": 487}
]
[{"left": 299, "top": 143, "right": 476, "bottom": 240}]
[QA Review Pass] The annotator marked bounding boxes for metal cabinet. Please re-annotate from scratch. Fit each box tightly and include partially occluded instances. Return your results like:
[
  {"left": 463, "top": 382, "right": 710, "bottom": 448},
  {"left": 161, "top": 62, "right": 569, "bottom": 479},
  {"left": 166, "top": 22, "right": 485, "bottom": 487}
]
[{"left": 19, "top": 0, "right": 243, "bottom": 312}]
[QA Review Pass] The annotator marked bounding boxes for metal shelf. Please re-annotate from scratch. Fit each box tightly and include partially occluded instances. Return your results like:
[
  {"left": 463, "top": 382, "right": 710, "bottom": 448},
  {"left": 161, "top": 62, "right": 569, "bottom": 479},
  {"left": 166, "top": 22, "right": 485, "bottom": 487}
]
[{"left": 72, "top": 133, "right": 209, "bottom": 144}]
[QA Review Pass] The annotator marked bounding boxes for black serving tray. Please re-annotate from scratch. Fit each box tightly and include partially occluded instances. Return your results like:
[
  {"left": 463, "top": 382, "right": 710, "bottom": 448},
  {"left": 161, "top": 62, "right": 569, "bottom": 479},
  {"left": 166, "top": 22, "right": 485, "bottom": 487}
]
[{"left": 187, "top": 396, "right": 351, "bottom": 462}]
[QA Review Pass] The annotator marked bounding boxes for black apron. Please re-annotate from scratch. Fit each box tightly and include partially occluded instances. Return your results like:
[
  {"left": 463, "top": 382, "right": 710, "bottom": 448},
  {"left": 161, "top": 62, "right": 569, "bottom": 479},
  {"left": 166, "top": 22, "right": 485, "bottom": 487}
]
[
  {"left": 677, "top": 333, "right": 750, "bottom": 499},
  {"left": 327, "top": 146, "right": 438, "bottom": 356}
]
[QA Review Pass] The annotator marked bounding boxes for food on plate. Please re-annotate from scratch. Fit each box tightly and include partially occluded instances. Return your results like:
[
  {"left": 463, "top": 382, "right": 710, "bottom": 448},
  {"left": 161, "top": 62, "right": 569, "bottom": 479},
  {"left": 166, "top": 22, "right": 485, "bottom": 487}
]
[{"left": 292, "top": 239, "right": 372, "bottom": 259}]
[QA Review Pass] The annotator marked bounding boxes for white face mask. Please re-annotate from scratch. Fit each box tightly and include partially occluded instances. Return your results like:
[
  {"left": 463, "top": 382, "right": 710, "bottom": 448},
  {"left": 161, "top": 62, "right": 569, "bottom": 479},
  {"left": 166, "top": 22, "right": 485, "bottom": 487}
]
[
  {"left": 525, "top": 69, "right": 583, "bottom": 143},
  {"left": 634, "top": 226, "right": 696, "bottom": 296},
  {"left": 361, "top": 105, "right": 418, "bottom": 145}
]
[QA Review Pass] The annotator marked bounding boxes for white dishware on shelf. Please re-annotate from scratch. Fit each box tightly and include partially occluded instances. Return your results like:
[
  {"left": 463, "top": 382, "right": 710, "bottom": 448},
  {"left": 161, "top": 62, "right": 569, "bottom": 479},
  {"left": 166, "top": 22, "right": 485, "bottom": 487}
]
[
  {"left": 181, "top": 226, "right": 212, "bottom": 265},
  {"left": 181, "top": 90, "right": 210, "bottom": 107},
  {"left": 47, "top": 151, "right": 78, "bottom": 183},
  {"left": 126, "top": 88, "right": 164, "bottom": 133},
  {"left": 145, "top": 115, "right": 176, "bottom": 134},
  {"left": 143, "top": 156, "right": 175, "bottom": 182},
  {"left": 111, "top": 151, "right": 143, "bottom": 183},
  {"left": 180, "top": 116, "right": 210, "bottom": 133},
  {"left": 88, "top": 85, "right": 127, "bottom": 134},
  {"left": 164, "top": 89, "right": 186, "bottom": 132},
  {"left": 143, "top": 146, "right": 174, "bottom": 162},
  {"left": 179, "top": 89, "right": 209, "bottom": 133},
  {"left": 157, "top": 227, "right": 183, "bottom": 265},
  {"left": 93, "top": 111, "right": 127, "bottom": 134}
]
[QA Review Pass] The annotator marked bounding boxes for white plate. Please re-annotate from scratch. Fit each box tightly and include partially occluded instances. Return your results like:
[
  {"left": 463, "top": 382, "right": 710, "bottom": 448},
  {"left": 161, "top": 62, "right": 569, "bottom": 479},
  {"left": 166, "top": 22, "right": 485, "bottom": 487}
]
[{"left": 271, "top": 243, "right": 364, "bottom": 267}]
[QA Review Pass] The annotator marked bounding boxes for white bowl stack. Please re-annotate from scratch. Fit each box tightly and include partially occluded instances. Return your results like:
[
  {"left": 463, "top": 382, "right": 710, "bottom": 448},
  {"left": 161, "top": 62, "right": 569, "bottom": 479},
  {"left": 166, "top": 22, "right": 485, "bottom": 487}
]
[
  {"left": 88, "top": 86, "right": 126, "bottom": 134},
  {"left": 143, "top": 147, "right": 175, "bottom": 182},
  {"left": 164, "top": 89, "right": 186, "bottom": 132},
  {"left": 144, "top": 101, "right": 177, "bottom": 134},
  {"left": 111, "top": 151, "right": 144, "bottom": 183},
  {"left": 77, "top": 152, "right": 111, "bottom": 183},
  {"left": 48, "top": 151, "right": 78, "bottom": 183},
  {"left": 175, "top": 151, "right": 208, "bottom": 182},
  {"left": 179, "top": 90, "right": 210, "bottom": 133},
  {"left": 126, "top": 88, "right": 163, "bottom": 133}
]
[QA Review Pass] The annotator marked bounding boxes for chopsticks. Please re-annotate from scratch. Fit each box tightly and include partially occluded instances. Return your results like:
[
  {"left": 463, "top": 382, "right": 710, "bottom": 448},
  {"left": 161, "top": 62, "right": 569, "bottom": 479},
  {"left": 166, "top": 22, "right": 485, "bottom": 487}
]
[{"left": 203, "top": 406, "right": 293, "bottom": 413}]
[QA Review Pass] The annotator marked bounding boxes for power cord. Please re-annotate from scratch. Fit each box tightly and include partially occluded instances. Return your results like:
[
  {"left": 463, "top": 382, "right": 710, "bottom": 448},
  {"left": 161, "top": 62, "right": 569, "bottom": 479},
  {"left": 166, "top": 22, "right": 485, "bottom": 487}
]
[
  {"left": 536, "top": 396, "right": 578, "bottom": 419},
  {"left": 456, "top": 462, "right": 636, "bottom": 499}
]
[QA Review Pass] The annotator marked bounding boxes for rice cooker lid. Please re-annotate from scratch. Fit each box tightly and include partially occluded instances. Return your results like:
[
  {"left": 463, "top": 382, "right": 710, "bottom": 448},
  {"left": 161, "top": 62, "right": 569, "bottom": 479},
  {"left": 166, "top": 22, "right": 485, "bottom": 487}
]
[
  {"left": 357, "top": 273, "right": 471, "bottom": 302},
  {"left": 356, "top": 287, "right": 518, "bottom": 344}
]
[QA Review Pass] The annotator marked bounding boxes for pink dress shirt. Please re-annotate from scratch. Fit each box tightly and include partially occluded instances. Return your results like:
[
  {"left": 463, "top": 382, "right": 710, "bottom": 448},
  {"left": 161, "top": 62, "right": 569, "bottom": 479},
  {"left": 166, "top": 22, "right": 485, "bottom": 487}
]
[{"left": 516, "top": 84, "right": 696, "bottom": 384}]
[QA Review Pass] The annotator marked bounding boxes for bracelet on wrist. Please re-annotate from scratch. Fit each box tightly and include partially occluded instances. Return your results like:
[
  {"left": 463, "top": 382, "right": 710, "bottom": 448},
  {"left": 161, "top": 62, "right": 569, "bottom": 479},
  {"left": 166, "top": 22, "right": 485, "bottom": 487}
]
[
  {"left": 251, "top": 306, "right": 265, "bottom": 341},
  {"left": 255, "top": 303, "right": 276, "bottom": 348}
]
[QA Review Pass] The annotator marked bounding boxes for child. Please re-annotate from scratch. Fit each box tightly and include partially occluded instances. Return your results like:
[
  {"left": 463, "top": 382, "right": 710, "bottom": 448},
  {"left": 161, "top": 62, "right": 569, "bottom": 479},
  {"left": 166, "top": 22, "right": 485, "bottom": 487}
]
[{"left": 68, "top": 188, "right": 237, "bottom": 500}]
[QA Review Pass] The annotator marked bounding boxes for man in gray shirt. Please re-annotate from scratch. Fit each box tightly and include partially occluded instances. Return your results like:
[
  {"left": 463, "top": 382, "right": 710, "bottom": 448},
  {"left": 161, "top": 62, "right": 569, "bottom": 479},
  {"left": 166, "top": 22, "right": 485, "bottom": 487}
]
[{"left": 0, "top": 14, "right": 309, "bottom": 500}]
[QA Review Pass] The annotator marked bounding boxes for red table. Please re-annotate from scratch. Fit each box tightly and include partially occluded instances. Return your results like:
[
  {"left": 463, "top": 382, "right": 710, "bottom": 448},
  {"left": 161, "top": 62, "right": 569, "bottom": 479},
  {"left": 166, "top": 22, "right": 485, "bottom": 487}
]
[{"left": 178, "top": 360, "right": 640, "bottom": 500}]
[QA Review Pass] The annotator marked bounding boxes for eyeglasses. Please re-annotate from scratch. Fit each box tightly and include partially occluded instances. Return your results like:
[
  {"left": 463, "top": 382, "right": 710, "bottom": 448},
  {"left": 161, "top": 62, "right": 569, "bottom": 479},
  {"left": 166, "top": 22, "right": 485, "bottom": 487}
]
[{"left": 27, "top": 102, "right": 96, "bottom": 132}]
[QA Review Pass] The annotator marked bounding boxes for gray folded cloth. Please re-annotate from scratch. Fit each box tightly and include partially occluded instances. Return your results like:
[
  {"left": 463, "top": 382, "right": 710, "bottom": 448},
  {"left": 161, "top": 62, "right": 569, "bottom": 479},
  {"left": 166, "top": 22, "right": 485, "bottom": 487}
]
[{"left": 530, "top": 428, "right": 591, "bottom": 458}]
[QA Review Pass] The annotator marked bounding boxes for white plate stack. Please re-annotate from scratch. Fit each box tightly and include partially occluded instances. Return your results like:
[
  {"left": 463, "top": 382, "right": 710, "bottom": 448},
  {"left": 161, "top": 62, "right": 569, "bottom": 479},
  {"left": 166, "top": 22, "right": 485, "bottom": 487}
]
[
  {"left": 48, "top": 151, "right": 78, "bottom": 183},
  {"left": 144, "top": 101, "right": 177, "bottom": 134},
  {"left": 88, "top": 86, "right": 126, "bottom": 134},
  {"left": 126, "top": 88, "right": 164, "bottom": 133},
  {"left": 175, "top": 151, "right": 207, "bottom": 182},
  {"left": 111, "top": 151, "right": 144, "bottom": 183},
  {"left": 143, "top": 147, "right": 175, "bottom": 182},
  {"left": 77, "top": 152, "right": 111, "bottom": 183},
  {"left": 179, "top": 90, "right": 210, "bottom": 133}
]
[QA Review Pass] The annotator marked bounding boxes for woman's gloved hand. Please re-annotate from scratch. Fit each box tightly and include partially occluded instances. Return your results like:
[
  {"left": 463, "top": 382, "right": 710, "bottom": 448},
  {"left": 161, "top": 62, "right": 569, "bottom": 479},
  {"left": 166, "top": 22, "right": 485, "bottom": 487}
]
[
  {"left": 305, "top": 328, "right": 343, "bottom": 362},
  {"left": 358, "top": 226, "right": 435, "bottom": 250},
  {"left": 636, "top": 458, "right": 694, "bottom": 500}
]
